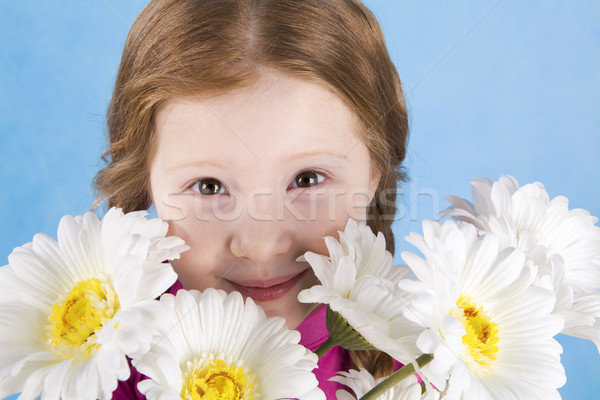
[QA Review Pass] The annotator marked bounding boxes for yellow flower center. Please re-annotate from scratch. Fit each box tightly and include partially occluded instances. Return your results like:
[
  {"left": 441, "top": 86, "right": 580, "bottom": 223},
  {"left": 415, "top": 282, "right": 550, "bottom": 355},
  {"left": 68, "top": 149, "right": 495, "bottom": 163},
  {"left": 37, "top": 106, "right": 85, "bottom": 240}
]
[
  {"left": 181, "top": 358, "right": 255, "bottom": 400},
  {"left": 450, "top": 295, "right": 500, "bottom": 367},
  {"left": 47, "top": 277, "right": 119, "bottom": 359}
]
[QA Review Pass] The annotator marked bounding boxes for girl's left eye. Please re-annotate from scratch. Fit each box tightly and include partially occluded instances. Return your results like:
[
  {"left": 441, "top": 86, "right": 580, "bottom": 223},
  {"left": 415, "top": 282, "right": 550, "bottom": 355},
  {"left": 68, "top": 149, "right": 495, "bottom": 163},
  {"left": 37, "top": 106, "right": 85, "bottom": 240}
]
[
  {"left": 289, "top": 171, "right": 326, "bottom": 189},
  {"left": 190, "top": 178, "right": 227, "bottom": 195}
]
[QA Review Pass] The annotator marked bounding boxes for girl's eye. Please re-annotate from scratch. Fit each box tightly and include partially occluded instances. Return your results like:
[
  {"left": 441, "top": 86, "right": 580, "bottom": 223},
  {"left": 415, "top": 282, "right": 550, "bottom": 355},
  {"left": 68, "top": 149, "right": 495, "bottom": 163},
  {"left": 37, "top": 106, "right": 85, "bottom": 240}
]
[
  {"left": 191, "top": 178, "right": 226, "bottom": 195},
  {"left": 290, "top": 171, "right": 326, "bottom": 189}
]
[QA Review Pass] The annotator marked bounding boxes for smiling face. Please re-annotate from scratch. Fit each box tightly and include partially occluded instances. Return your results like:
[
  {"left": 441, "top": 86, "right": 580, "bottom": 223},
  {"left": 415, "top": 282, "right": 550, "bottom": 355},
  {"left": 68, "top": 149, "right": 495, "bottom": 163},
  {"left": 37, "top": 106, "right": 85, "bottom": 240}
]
[{"left": 150, "top": 70, "right": 380, "bottom": 329}]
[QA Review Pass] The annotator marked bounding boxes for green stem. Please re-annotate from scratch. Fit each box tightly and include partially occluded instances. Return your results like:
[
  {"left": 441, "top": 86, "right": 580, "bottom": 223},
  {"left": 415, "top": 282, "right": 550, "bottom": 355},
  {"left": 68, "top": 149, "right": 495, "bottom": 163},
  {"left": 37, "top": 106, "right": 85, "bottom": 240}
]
[
  {"left": 359, "top": 354, "right": 434, "bottom": 400},
  {"left": 314, "top": 337, "right": 336, "bottom": 358}
]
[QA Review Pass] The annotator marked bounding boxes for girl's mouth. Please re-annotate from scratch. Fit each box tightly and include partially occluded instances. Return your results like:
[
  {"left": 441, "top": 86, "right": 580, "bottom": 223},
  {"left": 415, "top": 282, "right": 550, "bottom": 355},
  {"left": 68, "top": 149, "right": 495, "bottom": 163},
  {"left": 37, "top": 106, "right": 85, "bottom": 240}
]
[{"left": 225, "top": 270, "right": 308, "bottom": 302}]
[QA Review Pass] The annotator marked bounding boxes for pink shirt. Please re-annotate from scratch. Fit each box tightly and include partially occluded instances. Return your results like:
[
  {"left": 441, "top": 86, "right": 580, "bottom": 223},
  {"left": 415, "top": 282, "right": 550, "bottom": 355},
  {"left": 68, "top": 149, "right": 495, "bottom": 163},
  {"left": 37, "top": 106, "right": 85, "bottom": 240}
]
[{"left": 111, "top": 281, "right": 351, "bottom": 399}]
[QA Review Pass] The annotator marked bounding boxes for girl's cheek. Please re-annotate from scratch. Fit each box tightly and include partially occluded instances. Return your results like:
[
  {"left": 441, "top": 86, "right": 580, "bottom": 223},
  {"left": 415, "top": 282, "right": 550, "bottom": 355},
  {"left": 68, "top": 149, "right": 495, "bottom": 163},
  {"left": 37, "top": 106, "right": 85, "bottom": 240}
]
[
  {"left": 153, "top": 191, "right": 195, "bottom": 222},
  {"left": 279, "top": 187, "right": 371, "bottom": 226},
  {"left": 344, "top": 189, "right": 373, "bottom": 222},
  {"left": 191, "top": 195, "right": 242, "bottom": 223},
  {"left": 290, "top": 188, "right": 371, "bottom": 223}
]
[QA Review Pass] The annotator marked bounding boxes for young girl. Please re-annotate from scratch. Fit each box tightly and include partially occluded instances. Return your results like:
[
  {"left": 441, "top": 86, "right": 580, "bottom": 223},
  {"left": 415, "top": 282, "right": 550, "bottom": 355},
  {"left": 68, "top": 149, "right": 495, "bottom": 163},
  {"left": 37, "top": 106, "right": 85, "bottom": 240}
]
[{"left": 95, "top": 0, "right": 408, "bottom": 397}]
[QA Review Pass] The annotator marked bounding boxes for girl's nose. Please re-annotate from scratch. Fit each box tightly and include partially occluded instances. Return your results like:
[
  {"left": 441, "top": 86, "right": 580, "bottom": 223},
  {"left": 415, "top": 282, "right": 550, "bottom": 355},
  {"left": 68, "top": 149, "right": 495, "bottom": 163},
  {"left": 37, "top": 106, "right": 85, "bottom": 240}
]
[
  {"left": 228, "top": 194, "right": 294, "bottom": 262},
  {"left": 229, "top": 220, "right": 293, "bottom": 262}
]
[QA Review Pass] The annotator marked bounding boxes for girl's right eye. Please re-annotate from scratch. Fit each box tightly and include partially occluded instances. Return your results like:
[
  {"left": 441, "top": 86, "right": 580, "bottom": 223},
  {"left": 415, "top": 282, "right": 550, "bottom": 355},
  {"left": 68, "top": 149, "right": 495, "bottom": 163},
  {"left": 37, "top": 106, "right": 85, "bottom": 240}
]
[{"left": 190, "top": 178, "right": 226, "bottom": 195}]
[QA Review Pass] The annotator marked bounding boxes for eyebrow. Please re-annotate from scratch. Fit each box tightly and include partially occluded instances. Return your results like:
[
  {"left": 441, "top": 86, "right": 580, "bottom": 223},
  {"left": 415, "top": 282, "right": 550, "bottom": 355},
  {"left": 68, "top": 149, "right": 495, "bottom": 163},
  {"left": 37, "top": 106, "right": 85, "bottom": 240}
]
[
  {"left": 286, "top": 150, "right": 348, "bottom": 162},
  {"left": 166, "top": 150, "right": 348, "bottom": 172},
  {"left": 166, "top": 159, "right": 226, "bottom": 172}
]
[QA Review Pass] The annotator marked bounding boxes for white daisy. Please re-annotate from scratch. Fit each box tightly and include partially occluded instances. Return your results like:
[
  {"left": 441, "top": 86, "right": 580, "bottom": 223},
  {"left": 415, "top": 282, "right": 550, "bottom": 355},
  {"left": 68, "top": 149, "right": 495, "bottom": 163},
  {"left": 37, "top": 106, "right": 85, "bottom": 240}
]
[
  {"left": 444, "top": 175, "right": 600, "bottom": 294},
  {"left": 297, "top": 219, "right": 422, "bottom": 362},
  {"left": 532, "top": 246, "right": 600, "bottom": 351},
  {"left": 560, "top": 293, "right": 600, "bottom": 352},
  {"left": 399, "top": 220, "right": 565, "bottom": 400},
  {"left": 133, "top": 288, "right": 324, "bottom": 400},
  {"left": 332, "top": 368, "right": 439, "bottom": 400},
  {"left": 444, "top": 175, "right": 600, "bottom": 347},
  {"left": 0, "top": 208, "right": 188, "bottom": 400}
]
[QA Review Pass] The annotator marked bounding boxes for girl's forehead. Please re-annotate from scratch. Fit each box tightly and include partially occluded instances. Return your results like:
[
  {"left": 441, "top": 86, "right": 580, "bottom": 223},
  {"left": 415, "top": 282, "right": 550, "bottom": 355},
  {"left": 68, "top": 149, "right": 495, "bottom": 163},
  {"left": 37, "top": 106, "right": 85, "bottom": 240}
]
[
  {"left": 158, "top": 70, "right": 354, "bottom": 122},
  {"left": 153, "top": 71, "right": 365, "bottom": 164}
]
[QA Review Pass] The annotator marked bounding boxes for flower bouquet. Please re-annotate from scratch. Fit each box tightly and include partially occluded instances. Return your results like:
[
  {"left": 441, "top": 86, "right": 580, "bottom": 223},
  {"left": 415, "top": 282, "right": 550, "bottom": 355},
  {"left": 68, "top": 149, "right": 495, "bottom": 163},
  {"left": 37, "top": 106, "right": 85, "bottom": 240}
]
[{"left": 1, "top": 176, "right": 599, "bottom": 400}]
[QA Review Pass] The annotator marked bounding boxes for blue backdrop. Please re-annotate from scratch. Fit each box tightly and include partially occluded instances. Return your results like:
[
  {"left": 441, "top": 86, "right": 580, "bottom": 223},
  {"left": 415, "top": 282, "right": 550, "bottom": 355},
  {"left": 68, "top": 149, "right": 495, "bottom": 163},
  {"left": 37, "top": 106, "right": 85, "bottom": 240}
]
[{"left": 1, "top": 1, "right": 598, "bottom": 399}]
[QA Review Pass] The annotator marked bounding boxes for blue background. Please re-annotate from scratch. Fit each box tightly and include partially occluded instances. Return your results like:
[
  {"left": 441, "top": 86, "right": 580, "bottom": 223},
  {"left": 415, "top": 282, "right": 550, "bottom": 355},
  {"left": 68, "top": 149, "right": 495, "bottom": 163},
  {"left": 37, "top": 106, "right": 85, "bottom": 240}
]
[{"left": 1, "top": 1, "right": 598, "bottom": 398}]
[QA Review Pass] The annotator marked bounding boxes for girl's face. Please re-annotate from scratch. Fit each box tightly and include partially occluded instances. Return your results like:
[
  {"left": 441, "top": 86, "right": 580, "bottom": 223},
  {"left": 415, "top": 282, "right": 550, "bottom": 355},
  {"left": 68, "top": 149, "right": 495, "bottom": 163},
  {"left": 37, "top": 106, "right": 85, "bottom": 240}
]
[{"left": 150, "top": 71, "right": 380, "bottom": 329}]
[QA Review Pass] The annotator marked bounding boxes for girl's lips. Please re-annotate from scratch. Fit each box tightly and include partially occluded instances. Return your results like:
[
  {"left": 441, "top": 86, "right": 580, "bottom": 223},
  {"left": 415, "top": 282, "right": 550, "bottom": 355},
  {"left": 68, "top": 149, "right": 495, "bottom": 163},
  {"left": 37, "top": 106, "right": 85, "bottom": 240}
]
[{"left": 226, "top": 270, "right": 308, "bottom": 302}]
